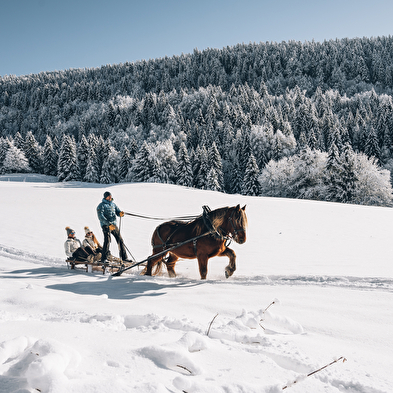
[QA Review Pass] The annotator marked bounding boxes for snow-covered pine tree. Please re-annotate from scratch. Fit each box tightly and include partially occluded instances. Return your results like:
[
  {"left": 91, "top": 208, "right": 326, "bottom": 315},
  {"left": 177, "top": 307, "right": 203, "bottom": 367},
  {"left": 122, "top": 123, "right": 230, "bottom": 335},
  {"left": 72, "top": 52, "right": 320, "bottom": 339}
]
[
  {"left": 77, "top": 135, "right": 90, "bottom": 180},
  {"left": 131, "top": 141, "right": 153, "bottom": 182},
  {"left": 43, "top": 135, "right": 58, "bottom": 176},
  {"left": 325, "top": 141, "right": 343, "bottom": 202},
  {"left": 238, "top": 130, "right": 252, "bottom": 178},
  {"left": 364, "top": 124, "right": 381, "bottom": 163},
  {"left": 129, "top": 137, "right": 138, "bottom": 159},
  {"left": 338, "top": 143, "right": 358, "bottom": 203},
  {"left": 175, "top": 142, "right": 193, "bottom": 187},
  {"left": 2, "top": 142, "right": 31, "bottom": 173},
  {"left": 94, "top": 136, "right": 106, "bottom": 175},
  {"left": 208, "top": 142, "right": 223, "bottom": 191},
  {"left": 13, "top": 132, "right": 25, "bottom": 151},
  {"left": 191, "top": 146, "right": 201, "bottom": 188},
  {"left": 206, "top": 167, "right": 221, "bottom": 191},
  {"left": 118, "top": 146, "right": 132, "bottom": 181},
  {"left": 100, "top": 159, "right": 113, "bottom": 184},
  {"left": 100, "top": 147, "right": 119, "bottom": 184},
  {"left": 152, "top": 140, "right": 178, "bottom": 183},
  {"left": 24, "top": 131, "right": 43, "bottom": 173},
  {"left": 0, "top": 137, "right": 9, "bottom": 171},
  {"left": 241, "top": 154, "right": 261, "bottom": 196},
  {"left": 57, "top": 135, "right": 79, "bottom": 182},
  {"left": 84, "top": 148, "right": 99, "bottom": 183},
  {"left": 195, "top": 145, "right": 209, "bottom": 189}
]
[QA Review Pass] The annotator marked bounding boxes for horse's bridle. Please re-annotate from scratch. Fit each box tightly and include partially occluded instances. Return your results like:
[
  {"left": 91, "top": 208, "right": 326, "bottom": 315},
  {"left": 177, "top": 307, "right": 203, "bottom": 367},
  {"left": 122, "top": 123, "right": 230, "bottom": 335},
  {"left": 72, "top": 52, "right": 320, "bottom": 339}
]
[
  {"left": 211, "top": 207, "right": 245, "bottom": 243},
  {"left": 227, "top": 209, "right": 246, "bottom": 242}
]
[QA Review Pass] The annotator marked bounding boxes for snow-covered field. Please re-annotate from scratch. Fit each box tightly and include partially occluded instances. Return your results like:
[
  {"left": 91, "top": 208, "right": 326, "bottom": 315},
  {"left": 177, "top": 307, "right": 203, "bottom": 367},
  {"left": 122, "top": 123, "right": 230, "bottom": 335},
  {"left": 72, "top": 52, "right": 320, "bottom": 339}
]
[{"left": 0, "top": 174, "right": 392, "bottom": 393}]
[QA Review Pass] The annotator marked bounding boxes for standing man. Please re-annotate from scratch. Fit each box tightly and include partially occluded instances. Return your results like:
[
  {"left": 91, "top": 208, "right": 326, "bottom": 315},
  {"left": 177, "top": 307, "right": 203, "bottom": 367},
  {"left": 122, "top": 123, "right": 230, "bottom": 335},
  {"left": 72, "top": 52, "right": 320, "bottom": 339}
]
[{"left": 97, "top": 191, "right": 129, "bottom": 263}]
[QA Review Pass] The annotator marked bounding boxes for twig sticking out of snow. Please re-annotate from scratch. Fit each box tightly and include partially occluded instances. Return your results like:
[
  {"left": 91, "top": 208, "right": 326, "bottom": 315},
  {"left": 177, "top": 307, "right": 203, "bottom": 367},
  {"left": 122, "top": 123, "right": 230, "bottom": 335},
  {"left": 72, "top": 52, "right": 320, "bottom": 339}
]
[
  {"left": 206, "top": 313, "right": 219, "bottom": 336},
  {"left": 176, "top": 364, "right": 193, "bottom": 374},
  {"left": 259, "top": 299, "right": 279, "bottom": 330},
  {"left": 282, "top": 356, "right": 347, "bottom": 390}
]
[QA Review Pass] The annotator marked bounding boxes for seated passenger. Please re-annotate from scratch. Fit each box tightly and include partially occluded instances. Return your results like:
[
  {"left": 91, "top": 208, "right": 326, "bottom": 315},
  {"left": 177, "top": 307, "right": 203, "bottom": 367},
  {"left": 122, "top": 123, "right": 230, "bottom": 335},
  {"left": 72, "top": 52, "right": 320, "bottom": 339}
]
[
  {"left": 83, "top": 226, "right": 103, "bottom": 261},
  {"left": 64, "top": 227, "right": 94, "bottom": 261}
]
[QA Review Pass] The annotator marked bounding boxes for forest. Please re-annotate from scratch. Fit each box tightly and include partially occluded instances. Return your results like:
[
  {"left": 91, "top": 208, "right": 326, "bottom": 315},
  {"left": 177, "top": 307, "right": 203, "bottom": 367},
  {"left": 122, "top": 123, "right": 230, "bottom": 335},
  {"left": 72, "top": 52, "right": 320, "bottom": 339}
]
[{"left": 1, "top": 36, "right": 393, "bottom": 206}]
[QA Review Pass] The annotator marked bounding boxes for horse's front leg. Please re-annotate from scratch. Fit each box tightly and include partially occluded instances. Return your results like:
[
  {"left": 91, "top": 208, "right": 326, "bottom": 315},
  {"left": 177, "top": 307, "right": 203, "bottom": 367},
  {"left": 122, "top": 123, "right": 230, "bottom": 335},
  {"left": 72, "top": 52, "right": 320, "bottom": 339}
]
[
  {"left": 197, "top": 253, "right": 209, "bottom": 279},
  {"left": 220, "top": 247, "right": 236, "bottom": 278}
]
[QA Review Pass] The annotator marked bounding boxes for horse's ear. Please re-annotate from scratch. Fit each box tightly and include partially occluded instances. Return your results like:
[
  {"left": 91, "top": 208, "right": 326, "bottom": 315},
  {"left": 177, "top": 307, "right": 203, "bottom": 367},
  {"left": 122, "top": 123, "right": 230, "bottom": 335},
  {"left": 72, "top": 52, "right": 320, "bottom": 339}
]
[
  {"left": 236, "top": 204, "right": 240, "bottom": 210},
  {"left": 242, "top": 205, "right": 246, "bottom": 211}
]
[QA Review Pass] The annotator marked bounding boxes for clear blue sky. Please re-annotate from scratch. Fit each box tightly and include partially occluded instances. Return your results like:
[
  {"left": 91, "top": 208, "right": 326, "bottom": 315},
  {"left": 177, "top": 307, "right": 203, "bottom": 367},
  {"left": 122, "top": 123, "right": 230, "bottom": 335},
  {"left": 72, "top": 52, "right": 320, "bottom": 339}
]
[{"left": 1, "top": 0, "right": 393, "bottom": 77}]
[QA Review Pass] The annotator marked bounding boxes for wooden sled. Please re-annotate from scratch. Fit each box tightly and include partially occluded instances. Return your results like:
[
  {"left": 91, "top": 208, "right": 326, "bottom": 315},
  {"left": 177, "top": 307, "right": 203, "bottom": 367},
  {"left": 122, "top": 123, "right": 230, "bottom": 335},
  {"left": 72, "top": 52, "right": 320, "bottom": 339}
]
[{"left": 66, "top": 254, "right": 134, "bottom": 274}]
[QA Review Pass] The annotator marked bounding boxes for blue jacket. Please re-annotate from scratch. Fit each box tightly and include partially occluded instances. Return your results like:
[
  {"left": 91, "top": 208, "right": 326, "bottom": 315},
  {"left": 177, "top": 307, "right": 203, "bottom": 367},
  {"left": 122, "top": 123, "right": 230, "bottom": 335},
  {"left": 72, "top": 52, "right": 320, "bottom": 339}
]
[{"left": 97, "top": 198, "right": 121, "bottom": 227}]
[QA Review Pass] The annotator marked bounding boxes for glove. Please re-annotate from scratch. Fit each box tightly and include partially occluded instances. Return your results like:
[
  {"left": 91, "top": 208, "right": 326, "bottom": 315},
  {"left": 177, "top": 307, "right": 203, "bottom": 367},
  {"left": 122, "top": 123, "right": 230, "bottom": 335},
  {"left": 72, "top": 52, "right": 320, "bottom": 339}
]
[
  {"left": 119, "top": 211, "right": 124, "bottom": 217},
  {"left": 109, "top": 224, "right": 116, "bottom": 231}
]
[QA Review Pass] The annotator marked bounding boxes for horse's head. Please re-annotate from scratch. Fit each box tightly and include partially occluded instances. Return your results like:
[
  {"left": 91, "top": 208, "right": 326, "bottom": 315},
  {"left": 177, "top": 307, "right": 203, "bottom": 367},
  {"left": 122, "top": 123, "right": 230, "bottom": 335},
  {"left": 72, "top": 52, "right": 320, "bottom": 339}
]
[{"left": 228, "top": 204, "right": 247, "bottom": 244}]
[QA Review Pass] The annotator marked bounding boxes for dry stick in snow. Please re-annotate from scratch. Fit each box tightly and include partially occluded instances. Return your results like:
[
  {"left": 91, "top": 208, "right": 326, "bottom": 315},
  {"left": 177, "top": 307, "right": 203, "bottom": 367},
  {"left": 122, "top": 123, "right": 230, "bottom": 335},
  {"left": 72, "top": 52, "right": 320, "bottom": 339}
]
[
  {"left": 282, "top": 356, "right": 347, "bottom": 390},
  {"left": 259, "top": 299, "right": 278, "bottom": 330},
  {"left": 176, "top": 364, "right": 192, "bottom": 374},
  {"left": 206, "top": 313, "right": 219, "bottom": 336}
]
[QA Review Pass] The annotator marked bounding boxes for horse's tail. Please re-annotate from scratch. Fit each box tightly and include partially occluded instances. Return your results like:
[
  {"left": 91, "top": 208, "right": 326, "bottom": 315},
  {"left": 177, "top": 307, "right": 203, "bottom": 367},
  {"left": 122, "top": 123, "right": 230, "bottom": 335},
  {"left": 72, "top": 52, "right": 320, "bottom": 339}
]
[
  {"left": 153, "top": 258, "right": 164, "bottom": 275},
  {"left": 142, "top": 225, "right": 166, "bottom": 276},
  {"left": 141, "top": 256, "right": 164, "bottom": 276}
]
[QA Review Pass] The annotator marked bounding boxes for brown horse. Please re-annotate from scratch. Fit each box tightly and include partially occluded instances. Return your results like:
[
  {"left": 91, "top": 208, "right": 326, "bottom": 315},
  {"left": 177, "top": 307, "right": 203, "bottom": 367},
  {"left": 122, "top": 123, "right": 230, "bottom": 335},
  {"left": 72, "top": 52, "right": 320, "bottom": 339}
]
[{"left": 143, "top": 205, "right": 247, "bottom": 279}]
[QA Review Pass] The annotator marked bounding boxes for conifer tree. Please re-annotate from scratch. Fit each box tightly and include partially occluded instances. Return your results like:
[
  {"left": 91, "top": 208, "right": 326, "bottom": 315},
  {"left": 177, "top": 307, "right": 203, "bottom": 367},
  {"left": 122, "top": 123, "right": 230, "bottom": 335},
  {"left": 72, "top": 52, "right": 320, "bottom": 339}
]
[
  {"left": 191, "top": 146, "right": 201, "bottom": 188},
  {"left": 100, "top": 146, "right": 119, "bottom": 184},
  {"left": 94, "top": 136, "right": 106, "bottom": 175},
  {"left": 325, "top": 141, "right": 342, "bottom": 201},
  {"left": 206, "top": 167, "right": 221, "bottom": 191},
  {"left": 196, "top": 146, "right": 209, "bottom": 189},
  {"left": 43, "top": 135, "right": 58, "bottom": 176},
  {"left": 24, "top": 131, "right": 43, "bottom": 173},
  {"left": 13, "top": 132, "right": 25, "bottom": 151},
  {"left": 338, "top": 143, "right": 358, "bottom": 203},
  {"left": 57, "top": 135, "right": 79, "bottom": 182},
  {"left": 208, "top": 142, "right": 224, "bottom": 191},
  {"left": 77, "top": 135, "right": 90, "bottom": 180},
  {"left": 129, "top": 137, "right": 138, "bottom": 159},
  {"left": 118, "top": 146, "right": 132, "bottom": 181},
  {"left": 100, "top": 159, "right": 113, "bottom": 184},
  {"left": 242, "top": 154, "right": 261, "bottom": 196},
  {"left": 364, "top": 125, "right": 381, "bottom": 162},
  {"left": 2, "top": 142, "right": 30, "bottom": 173},
  {"left": 131, "top": 141, "right": 153, "bottom": 182},
  {"left": 176, "top": 142, "right": 193, "bottom": 187},
  {"left": 0, "top": 138, "right": 9, "bottom": 171},
  {"left": 84, "top": 148, "right": 99, "bottom": 183}
]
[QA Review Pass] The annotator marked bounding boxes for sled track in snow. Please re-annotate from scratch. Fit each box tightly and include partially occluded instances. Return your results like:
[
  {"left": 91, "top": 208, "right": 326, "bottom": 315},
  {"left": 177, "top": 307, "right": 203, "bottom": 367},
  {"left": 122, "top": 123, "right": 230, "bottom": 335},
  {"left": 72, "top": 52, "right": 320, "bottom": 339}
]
[
  {"left": 233, "top": 274, "right": 393, "bottom": 292},
  {"left": 1, "top": 243, "right": 392, "bottom": 292},
  {"left": 0, "top": 244, "right": 64, "bottom": 267}
]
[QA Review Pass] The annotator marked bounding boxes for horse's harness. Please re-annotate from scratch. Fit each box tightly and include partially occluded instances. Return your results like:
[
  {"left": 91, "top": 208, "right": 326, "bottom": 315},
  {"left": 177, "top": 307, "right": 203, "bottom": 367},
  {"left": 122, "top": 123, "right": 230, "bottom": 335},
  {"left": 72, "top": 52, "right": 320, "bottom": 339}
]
[{"left": 155, "top": 205, "right": 244, "bottom": 256}]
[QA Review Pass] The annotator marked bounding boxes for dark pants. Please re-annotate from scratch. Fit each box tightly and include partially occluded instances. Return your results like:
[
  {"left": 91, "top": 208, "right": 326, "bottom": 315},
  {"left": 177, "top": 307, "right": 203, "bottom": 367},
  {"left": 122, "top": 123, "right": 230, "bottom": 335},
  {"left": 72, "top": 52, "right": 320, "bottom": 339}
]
[
  {"left": 72, "top": 246, "right": 94, "bottom": 261},
  {"left": 101, "top": 225, "right": 128, "bottom": 261}
]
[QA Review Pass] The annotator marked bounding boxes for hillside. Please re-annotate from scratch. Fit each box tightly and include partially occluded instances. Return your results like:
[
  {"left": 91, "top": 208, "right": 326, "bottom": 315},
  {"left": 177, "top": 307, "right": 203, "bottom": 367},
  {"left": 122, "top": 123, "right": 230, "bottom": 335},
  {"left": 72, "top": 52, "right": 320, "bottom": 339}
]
[
  {"left": 1, "top": 37, "right": 393, "bottom": 204},
  {"left": 0, "top": 179, "right": 392, "bottom": 392}
]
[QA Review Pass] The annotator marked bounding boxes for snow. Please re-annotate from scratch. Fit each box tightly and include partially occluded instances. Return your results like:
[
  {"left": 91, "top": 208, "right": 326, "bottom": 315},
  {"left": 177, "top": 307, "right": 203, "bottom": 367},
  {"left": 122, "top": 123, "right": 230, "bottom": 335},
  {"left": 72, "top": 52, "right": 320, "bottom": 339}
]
[{"left": 0, "top": 174, "right": 392, "bottom": 392}]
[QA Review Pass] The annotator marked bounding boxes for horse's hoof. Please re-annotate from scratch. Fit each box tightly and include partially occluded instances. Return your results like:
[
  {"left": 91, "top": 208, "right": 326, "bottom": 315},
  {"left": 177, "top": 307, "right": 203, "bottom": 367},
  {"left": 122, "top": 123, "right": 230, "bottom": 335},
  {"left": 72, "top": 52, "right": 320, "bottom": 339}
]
[{"left": 225, "top": 270, "right": 229, "bottom": 279}]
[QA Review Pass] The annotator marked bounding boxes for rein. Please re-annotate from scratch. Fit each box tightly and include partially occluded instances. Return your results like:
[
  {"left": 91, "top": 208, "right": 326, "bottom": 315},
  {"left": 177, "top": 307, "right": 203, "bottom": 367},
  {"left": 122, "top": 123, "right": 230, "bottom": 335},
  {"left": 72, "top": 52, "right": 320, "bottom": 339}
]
[{"left": 123, "top": 212, "right": 199, "bottom": 221}]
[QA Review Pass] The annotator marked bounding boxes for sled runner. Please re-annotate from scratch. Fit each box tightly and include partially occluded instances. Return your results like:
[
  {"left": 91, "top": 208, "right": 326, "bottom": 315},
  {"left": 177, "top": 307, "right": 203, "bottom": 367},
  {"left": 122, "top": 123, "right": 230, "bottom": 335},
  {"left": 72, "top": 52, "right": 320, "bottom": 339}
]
[{"left": 66, "top": 254, "right": 135, "bottom": 274}]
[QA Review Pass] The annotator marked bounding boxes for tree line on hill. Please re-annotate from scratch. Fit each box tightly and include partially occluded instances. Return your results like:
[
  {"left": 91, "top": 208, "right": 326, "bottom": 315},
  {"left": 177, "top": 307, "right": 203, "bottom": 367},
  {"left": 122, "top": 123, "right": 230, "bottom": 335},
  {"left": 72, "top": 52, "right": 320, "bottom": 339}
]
[{"left": 1, "top": 36, "right": 393, "bottom": 206}]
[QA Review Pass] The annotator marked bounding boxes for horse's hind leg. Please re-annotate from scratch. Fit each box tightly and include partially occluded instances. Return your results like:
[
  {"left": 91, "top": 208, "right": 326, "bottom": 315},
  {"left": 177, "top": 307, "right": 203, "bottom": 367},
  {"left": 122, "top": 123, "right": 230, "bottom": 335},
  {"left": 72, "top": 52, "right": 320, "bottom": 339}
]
[
  {"left": 221, "top": 247, "right": 236, "bottom": 278},
  {"left": 165, "top": 253, "right": 179, "bottom": 278}
]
